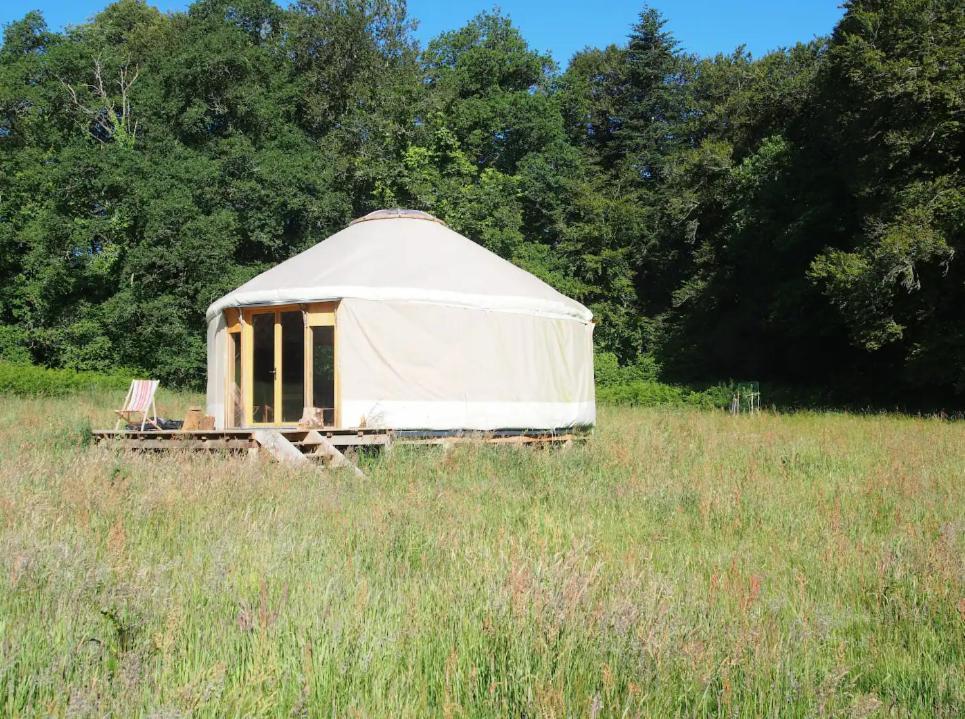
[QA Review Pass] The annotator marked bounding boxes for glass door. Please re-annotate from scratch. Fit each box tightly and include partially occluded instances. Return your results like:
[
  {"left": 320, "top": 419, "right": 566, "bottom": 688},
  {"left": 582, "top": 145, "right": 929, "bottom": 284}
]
[
  {"left": 248, "top": 308, "right": 308, "bottom": 425},
  {"left": 251, "top": 312, "right": 276, "bottom": 424},
  {"left": 242, "top": 304, "right": 336, "bottom": 427},
  {"left": 279, "top": 311, "right": 305, "bottom": 423}
]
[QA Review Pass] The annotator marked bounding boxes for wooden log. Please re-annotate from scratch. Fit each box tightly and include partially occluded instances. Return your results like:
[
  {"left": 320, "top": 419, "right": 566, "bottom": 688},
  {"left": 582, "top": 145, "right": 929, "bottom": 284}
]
[
  {"left": 251, "top": 429, "right": 309, "bottom": 466},
  {"left": 182, "top": 407, "right": 204, "bottom": 431},
  {"left": 303, "top": 430, "right": 365, "bottom": 478}
]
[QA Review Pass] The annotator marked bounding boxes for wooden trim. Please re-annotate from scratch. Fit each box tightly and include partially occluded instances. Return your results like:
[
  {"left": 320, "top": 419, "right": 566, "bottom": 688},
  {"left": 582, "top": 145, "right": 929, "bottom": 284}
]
[
  {"left": 334, "top": 316, "right": 341, "bottom": 428},
  {"left": 241, "top": 312, "right": 253, "bottom": 427},
  {"left": 236, "top": 303, "right": 340, "bottom": 429},
  {"left": 273, "top": 312, "right": 282, "bottom": 422},
  {"left": 309, "top": 302, "right": 339, "bottom": 427},
  {"left": 224, "top": 309, "right": 242, "bottom": 428},
  {"left": 224, "top": 331, "right": 238, "bottom": 428},
  {"left": 225, "top": 308, "right": 242, "bottom": 333},
  {"left": 303, "top": 310, "right": 313, "bottom": 418},
  {"left": 108, "top": 438, "right": 256, "bottom": 450},
  {"left": 224, "top": 330, "right": 231, "bottom": 428},
  {"left": 306, "top": 302, "right": 338, "bottom": 326}
]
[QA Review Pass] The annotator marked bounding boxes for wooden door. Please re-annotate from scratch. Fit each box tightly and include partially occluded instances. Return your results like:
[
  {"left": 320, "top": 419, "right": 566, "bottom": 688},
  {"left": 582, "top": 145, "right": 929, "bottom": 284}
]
[{"left": 234, "top": 303, "right": 338, "bottom": 427}]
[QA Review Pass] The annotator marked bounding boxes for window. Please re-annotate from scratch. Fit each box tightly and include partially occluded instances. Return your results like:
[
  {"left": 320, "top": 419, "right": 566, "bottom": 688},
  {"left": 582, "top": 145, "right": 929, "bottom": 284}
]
[
  {"left": 311, "top": 326, "right": 335, "bottom": 426},
  {"left": 229, "top": 332, "right": 242, "bottom": 426}
]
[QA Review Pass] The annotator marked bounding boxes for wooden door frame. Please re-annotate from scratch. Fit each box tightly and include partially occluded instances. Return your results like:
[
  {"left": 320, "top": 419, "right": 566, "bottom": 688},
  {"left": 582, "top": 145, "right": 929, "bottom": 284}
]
[
  {"left": 224, "top": 309, "right": 243, "bottom": 429},
  {"left": 304, "top": 302, "right": 340, "bottom": 429},
  {"left": 225, "top": 302, "right": 339, "bottom": 428},
  {"left": 245, "top": 306, "right": 283, "bottom": 427}
]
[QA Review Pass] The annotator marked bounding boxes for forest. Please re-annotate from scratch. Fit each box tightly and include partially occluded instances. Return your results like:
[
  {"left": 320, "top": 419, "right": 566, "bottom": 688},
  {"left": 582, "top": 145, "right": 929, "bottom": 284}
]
[{"left": 0, "top": 0, "right": 962, "bottom": 407}]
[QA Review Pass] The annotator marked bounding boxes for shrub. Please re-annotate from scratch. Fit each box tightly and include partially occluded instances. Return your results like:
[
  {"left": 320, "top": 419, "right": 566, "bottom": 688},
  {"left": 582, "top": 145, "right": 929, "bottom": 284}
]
[
  {"left": 597, "top": 378, "right": 737, "bottom": 410},
  {"left": 594, "top": 352, "right": 661, "bottom": 387},
  {"left": 688, "top": 382, "right": 745, "bottom": 410},
  {"left": 597, "top": 380, "right": 688, "bottom": 406},
  {"left": 0, "top": 361, "right": 132, "bottom": 397},
  {"left": 0, "top": 325, "right": 31, "bottom": 364}
]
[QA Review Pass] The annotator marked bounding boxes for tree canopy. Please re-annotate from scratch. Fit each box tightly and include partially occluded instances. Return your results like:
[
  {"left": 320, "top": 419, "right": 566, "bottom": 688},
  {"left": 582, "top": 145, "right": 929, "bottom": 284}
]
[{"left": 0, "top": 0, "right": 962, "bottom": 406}]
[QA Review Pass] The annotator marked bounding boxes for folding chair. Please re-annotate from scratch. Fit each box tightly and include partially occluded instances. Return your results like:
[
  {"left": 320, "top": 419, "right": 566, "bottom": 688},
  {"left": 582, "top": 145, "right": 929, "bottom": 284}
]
[{"left": 114, "top": 379, "right": 161, "bottom": 430}]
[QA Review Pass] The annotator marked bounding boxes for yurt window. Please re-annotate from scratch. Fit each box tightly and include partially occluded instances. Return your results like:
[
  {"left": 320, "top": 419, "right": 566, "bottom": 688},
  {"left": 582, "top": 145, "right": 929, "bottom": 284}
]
[
  {"left": 311, "top": 326, "right": 336, "bottom": 426},
  {"left": 229, "top": 333, "right": 242, "bottom": 426}
]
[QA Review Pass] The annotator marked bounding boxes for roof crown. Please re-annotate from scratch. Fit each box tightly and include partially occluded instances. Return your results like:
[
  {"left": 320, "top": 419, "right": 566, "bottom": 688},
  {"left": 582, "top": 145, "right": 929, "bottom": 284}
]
[{"left": 349, "top": 208, "right": 447, "bottom": 226}]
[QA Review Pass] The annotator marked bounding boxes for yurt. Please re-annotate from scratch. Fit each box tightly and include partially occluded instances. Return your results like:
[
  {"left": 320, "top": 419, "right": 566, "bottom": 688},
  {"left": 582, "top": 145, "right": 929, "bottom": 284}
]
[{"left": 205, "top": 209, "right": 595, "bottom": 431}]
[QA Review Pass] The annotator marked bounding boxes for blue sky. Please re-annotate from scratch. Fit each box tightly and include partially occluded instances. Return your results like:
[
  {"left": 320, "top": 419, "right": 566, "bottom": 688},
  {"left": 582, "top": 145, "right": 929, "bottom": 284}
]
[{"left": 1, "top": 1, "right": 845, "bottom": 65}]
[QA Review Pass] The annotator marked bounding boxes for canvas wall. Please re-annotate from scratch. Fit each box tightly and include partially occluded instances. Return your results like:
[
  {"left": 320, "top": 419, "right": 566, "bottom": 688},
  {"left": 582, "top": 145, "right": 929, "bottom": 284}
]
[
  {"left": 336, "top": 298, "right": 595, "bottom": 430},
  {"left": 206, "top": 299, "right": 595, "bottom": 430}
]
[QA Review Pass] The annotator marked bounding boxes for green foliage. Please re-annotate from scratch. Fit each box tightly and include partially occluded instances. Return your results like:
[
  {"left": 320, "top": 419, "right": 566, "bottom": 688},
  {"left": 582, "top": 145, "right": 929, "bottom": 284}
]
[
  {"left": 0, "top": 0, "right": 961, "bottom": 404},
  {"left": 0, "top": 360, "right": 132, "bottom": 396},
  {"left": 597, "top": 378, "right": 734, "bottom": 410},
  {"left": 0, "top": 325, "right": 31, "bottom": 363},
  {"left": 594, "top": 351, "right": 660, "bottom": 386},
  {"left": 801, "top": 0, "right": 965, "bottom": 392},
  {"left": 597, "top": 379, "right": 688, "bottom": 407},
  {"left": 595, "top": 352, "right": 736, "bottom": 408}
]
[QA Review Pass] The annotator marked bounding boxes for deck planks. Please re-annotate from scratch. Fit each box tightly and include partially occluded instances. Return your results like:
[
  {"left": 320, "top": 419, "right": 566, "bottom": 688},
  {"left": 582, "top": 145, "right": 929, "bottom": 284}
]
[{"left": 91, "top": 427, "right": 583, "bottom": 470}]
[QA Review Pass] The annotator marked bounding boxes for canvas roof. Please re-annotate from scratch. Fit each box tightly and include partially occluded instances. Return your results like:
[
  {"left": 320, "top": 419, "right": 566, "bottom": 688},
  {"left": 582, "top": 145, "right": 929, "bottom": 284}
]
[{"left": 206, "top": 210, "right": 593, "bottom": 323}]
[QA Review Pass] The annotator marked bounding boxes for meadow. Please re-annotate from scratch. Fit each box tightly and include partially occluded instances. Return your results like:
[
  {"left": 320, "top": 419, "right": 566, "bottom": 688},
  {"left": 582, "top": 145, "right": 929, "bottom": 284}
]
[{"left": 0, "top": 391, "right": 962, "bottom": 717}]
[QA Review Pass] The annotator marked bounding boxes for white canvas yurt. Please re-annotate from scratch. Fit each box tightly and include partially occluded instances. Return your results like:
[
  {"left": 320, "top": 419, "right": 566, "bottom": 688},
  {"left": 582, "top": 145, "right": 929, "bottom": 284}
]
[{"left": 205, "top": 209, "right": 595, "bottom": 431}]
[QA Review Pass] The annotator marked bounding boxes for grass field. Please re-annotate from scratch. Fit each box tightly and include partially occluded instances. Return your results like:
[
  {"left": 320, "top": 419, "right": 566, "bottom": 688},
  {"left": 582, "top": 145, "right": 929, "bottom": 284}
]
[{"left": 0, "top": 392, "right": 962, "bottom": 717}]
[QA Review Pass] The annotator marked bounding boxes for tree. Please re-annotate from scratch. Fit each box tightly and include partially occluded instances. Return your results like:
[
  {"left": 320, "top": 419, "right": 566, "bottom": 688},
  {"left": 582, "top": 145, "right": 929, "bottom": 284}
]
[
  {"left": 807, "top": 0, "right": 964, "bottom": 394},
  {"left": 0, "top": 0, "right": 961, "bottom": 405}
]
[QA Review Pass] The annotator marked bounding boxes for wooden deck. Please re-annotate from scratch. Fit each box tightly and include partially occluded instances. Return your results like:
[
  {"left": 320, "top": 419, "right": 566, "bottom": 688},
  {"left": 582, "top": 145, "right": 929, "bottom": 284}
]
[{"left": 91, "top": 427, "right": 582, "bottom": 470}]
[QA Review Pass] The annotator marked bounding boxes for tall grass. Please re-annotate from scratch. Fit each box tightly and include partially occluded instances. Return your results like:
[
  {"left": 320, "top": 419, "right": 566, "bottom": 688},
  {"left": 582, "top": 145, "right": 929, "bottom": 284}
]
[{"left": 0, "top": 392, "right": 962, "bottom": 717}]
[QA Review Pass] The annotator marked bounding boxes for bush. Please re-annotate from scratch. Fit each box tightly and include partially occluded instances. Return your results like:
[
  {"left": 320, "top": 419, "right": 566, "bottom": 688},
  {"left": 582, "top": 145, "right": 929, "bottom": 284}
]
[
  {"left": 0, "top": 361, "right": 133, "bottom": 397},
  {"left": 596, "top": 376, "right": 737, "bottom": 410},
  {"left": 597, "top": 380, "right": 688, "bottom": 406},
  {"left": 688, "top": 382, "right": 745, "bottom": 410},
  {"left": 0, "top": 325, "right": 32, "bottom": 364},
  {"left": 594, "top": 352, "right": 661, "bottom": 387},
  {"left": 595, "top": 353, "right": 764, "bottom": 410}
]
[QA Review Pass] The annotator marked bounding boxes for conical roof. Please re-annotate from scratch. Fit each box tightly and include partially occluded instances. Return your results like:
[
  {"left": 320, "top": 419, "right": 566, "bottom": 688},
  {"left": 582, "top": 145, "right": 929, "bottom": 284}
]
[{"left": 206, "top": 210, "right": 592, "bottom": 322}]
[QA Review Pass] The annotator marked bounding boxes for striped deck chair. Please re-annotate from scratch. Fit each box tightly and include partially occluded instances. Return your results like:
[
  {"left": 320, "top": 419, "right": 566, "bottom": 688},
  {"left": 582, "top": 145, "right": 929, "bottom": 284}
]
[{"left": 114, "top": 379, "right": 161, "bottom": 430}]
